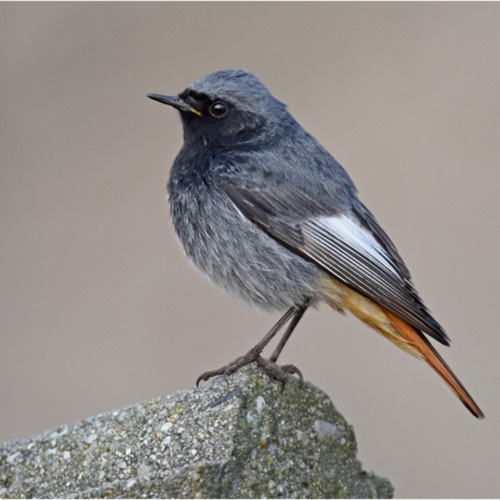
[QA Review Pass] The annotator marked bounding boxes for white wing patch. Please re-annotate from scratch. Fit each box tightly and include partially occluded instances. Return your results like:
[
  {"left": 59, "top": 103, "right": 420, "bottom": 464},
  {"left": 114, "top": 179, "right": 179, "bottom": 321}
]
[{"left": 307, "top": 215, "right": 400, "bottom": 277}]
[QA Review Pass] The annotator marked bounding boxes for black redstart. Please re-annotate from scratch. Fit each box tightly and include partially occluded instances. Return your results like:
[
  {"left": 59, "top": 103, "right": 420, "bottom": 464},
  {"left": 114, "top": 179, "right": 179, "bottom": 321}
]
[{"left": 148, "top": 69, "right": 483, "bottom": 418}]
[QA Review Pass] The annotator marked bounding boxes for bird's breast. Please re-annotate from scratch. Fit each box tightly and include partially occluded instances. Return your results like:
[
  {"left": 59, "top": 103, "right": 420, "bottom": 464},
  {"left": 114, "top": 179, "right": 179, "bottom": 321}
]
[{"left": 167, "top": 161, "right": 321, "bottom": 310}]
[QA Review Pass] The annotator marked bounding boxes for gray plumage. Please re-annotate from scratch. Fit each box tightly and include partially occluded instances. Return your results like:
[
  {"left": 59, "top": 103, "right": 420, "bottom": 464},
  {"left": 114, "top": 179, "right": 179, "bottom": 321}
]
[
  {"left": 147, "top": 69, "right": 486, "bottom": 420},
  {"left": 150, "top": 69, "right": 448, "bottom": 345}
]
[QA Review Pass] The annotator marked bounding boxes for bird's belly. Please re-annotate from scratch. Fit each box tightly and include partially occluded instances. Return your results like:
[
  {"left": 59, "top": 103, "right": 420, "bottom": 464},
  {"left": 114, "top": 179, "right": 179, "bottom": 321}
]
[{"left": 170, "top": 189, "right": 321, "bottom": 310}]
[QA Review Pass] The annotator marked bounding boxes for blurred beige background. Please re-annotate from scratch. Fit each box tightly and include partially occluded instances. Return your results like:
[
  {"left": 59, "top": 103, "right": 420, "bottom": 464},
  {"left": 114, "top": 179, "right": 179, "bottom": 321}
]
[{"left": 1, "top": 2, "right": 499, "bottom": 497}]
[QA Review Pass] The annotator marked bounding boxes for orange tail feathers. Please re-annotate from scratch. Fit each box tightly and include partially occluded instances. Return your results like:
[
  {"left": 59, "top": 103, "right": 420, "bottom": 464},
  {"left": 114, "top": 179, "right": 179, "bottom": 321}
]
[
  {"left": 318, "top": 276, "right": 484, "bottom": 418},
  {"left": 383, "top": 308, "right": 484, "bottom": 419}
]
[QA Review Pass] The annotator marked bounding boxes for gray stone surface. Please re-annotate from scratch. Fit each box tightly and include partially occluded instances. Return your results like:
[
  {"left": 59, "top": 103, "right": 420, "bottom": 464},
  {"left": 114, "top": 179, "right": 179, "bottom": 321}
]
[{"left": 0, "top": 364, "right": 393, "bottom": 498}]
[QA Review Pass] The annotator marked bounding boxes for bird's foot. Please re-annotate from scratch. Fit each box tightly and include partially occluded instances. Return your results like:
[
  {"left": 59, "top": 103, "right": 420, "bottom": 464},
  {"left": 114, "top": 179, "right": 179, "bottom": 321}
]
[
  {"left": 196, "top": 350, "right": 303, "bottom": 389},
  {"left": 255, "top": 357, "right": 303, "bottom": 390}
]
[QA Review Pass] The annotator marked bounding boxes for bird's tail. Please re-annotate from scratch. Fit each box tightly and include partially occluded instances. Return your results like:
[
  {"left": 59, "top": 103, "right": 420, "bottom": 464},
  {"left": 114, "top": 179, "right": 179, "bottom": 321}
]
[
  {"left": 382, "top": 308, "right": 484, "bottom": 419},
  {"left": 319, "top": 278, "right": 484, "bottom": 418}
]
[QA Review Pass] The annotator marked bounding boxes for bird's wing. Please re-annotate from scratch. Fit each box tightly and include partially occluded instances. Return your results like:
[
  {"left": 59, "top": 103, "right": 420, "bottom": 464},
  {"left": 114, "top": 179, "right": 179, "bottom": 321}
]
[{"left": 220, "top": 183, "right": 449, "bottom": 345}]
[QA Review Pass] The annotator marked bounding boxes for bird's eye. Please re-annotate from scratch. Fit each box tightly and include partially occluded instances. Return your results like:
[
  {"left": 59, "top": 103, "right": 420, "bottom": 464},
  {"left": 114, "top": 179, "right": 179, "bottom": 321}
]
[{"left": 209, "top": 102, "right": 228, "bottom": 118}]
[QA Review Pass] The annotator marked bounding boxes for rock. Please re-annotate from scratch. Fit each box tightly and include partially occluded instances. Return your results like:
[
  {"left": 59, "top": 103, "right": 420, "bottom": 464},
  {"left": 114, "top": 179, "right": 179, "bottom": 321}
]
[{"left": 0, "top": 364, "right": 393, "bottom": 498}]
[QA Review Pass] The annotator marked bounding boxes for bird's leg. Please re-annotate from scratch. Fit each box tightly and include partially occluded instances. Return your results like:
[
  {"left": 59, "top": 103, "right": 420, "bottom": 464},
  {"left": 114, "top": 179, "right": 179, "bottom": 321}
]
[
  {"left": 262, "top": 302, "right": 309, "bottom": 384},
  {"left": 270, "top": 301, "right": 309, "bottom": 363},
  {"left": 196, "top": 303, "right": 307, "bottom": 387}
]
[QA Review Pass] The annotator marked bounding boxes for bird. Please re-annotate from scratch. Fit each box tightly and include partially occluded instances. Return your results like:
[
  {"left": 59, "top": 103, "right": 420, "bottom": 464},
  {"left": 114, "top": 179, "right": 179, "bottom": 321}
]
[{"left": 148, "top": 69, "right": 483, "bottom": 418}]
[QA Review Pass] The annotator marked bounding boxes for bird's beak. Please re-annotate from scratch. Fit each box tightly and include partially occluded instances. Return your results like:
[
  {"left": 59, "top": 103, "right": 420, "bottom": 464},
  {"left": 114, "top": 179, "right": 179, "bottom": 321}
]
[{"left": 147, "top": 93, "right": 202, "bottom": 117}]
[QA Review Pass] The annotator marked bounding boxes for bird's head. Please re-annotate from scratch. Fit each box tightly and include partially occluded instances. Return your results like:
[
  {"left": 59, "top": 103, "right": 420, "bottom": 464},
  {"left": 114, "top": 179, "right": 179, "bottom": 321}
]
[{"left": 148, "top": 69, "right": 289, "bottom": 147}]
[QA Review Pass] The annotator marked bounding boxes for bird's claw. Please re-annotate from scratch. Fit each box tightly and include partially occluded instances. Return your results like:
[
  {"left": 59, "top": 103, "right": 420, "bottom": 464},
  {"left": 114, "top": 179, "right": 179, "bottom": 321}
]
[{"left": 196, "top": 353, "right": 303, "bottom": 390}]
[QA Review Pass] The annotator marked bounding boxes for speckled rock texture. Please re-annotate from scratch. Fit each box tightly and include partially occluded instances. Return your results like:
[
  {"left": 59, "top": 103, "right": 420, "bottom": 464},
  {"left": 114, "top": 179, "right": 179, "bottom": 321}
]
[{"left": 0, "top": 364, "right": 393, "bottom": 498}]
